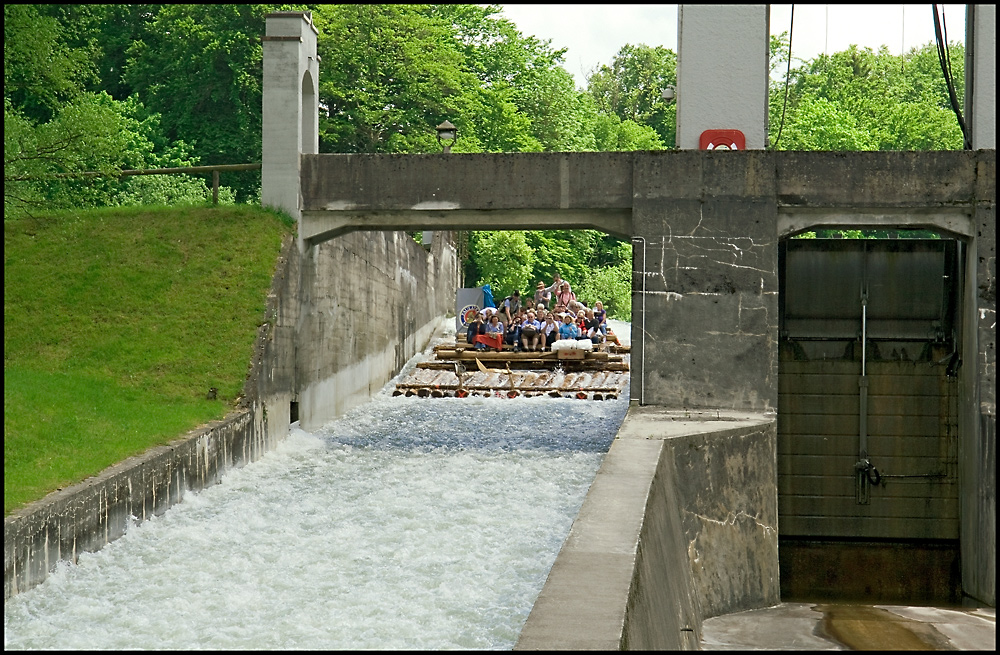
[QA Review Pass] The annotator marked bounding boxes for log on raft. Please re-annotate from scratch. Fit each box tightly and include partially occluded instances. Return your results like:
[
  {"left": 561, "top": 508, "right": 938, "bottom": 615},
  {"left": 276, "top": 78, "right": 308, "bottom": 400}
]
[{"left": 416, "top": 361, "right": 630, "bottom": 372}]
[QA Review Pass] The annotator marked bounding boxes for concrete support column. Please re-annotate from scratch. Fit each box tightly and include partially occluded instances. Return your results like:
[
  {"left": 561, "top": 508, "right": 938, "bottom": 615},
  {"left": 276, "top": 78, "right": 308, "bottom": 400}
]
[
  {"left": 962, "top": 150, "right": 996, "bottom": 605},
  {"left": 676, "top": 5, "right": 769, "bottom": 149},
  {"left": 262, "top": 11, "right": 319, "bottom": 222},
  {"left": 966, "top": 5, "right": 996, "bottom": 150},
  {"left": 630, "top": 151, "right": 778, "bottom": 412}
]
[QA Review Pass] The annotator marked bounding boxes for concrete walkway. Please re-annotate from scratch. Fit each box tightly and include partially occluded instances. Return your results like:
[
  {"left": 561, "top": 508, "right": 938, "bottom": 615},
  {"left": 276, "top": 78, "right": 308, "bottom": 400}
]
[{"left": 700, "top": 602, "right": 995, "bottom": 650}]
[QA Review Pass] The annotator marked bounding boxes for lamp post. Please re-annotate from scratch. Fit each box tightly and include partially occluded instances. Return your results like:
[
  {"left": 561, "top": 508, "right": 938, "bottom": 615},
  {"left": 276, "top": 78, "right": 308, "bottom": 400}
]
[{"left": 436, "top": 120, "right": 457, "bottom": 153}]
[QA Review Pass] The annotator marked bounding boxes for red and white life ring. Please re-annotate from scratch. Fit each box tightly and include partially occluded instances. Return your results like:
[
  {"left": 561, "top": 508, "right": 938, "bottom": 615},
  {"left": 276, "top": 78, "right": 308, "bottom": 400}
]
[{"left": 700, "top": 129, "right": 746, "bottom": 150}]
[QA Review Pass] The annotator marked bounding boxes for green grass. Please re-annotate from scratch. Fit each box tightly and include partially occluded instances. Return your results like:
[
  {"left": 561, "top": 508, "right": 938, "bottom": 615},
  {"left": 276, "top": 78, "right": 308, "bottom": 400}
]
[{"left": 4, "top": 204, "right": 293, "bottom": 514}]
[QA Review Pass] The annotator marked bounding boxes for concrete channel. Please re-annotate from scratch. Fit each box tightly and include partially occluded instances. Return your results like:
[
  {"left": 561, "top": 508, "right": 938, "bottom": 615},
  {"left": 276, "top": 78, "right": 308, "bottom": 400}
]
[{"left": 516, "top": 407, "right": 779, "bottom": 649}]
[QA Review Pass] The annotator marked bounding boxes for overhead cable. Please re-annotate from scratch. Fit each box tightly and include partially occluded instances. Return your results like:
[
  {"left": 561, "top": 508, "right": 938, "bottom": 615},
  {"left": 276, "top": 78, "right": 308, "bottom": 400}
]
[
  {"left": 773, "top": 5, "right": 794, "bottom": 150},
  {"left": 932, "top": 5, "right": 970, "bottom": 149}
]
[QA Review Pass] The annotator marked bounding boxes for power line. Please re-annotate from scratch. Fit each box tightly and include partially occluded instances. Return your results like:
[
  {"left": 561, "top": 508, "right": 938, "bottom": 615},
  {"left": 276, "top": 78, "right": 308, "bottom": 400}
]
[
  {"left": 932, "top": 4, "right": 970, "bottom": 149},
  {"left": 774, "top": 5, "right": 794, "bottom": 150}
]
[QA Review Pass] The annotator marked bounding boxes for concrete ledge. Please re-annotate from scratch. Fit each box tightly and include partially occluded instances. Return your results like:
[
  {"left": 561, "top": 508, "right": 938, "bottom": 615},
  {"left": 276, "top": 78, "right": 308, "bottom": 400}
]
[{"left": 516, "top": 407, "right": 778, "bottom": 650}]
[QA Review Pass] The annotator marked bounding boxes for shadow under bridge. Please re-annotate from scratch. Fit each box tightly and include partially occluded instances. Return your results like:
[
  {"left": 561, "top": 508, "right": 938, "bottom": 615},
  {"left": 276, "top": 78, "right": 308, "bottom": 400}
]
[{"left": 298, "top": 152, "right": 634, "bottom": 246}]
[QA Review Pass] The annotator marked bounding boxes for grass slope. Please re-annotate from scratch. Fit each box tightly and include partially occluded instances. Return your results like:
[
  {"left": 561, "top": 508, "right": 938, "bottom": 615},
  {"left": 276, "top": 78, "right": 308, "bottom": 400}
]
[{"left": 4, "top": 205, "right": 293, "bottom": 514}]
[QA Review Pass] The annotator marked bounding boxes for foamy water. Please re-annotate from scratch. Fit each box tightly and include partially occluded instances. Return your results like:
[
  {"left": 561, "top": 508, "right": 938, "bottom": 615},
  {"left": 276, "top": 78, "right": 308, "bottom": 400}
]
[{"left": 4, "top": 321, "right": 630, "bottom": 649}]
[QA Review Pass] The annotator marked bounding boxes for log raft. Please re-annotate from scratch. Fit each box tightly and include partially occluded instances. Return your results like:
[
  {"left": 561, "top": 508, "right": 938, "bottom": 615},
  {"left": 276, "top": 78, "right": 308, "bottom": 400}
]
[{"left": 394, "top": 337, "right": 630, "bottom": 400}]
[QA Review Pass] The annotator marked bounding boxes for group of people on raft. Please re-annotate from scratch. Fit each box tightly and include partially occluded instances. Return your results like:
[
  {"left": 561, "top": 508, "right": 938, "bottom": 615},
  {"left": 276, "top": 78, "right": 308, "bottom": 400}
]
[{"left": 466, "top": 273, "right": 610, "bottom": 352}]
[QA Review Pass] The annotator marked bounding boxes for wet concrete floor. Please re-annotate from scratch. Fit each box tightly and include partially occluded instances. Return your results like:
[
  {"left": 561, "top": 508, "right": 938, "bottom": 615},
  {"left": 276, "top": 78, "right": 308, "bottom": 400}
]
[{"left": 700, "top": 602, "right": 995, "bottom": 650}]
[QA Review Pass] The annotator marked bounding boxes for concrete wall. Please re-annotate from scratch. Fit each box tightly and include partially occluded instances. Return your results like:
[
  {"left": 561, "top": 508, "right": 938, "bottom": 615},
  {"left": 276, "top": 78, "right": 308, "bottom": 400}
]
[
  {"left": 515, "top": 408, "right": 778, "bottom": 650},
  {"left": 298, "top": 152, "right": 635, "bottom": 244},
  {"left": 261, "top": 11, "right": 319, "bottom": 220},
  {"left": 295, "top": 229, "right": 458, "bottom": 430},
  {"left": 962, "top": 151, "right": 996, "bottom": 605},
  {"left": 300, "top": 150, "right": 993, "bottom": 607},
  {"left": 631, "top": 151, "right": 779, "bottom": 413}
]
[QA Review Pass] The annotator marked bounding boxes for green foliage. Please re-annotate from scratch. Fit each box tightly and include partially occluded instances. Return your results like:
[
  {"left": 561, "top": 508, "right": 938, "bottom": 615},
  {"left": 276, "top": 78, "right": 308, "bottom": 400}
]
[
  {"left": 467, "top": 82, "right": 544, "bottom": 152},
  {"left": 4, "top": 205, "right": 291, "bottom": 513},
  {"left": 3, "top": 4, "right": 98, "bottom": 123},
  {"left": 465, "top": 229, "right": 631, "bottom": 318},
  {"left": 593, "top": 114, "right": 666, "bottom": 151},
  {"left": 5, "top": 93, "right": 230, "bottom": 218},
  {"left": 795, "top": 228, "right": 942, "bottom": 239},
  {"left": 523, "top": 231, "right": 593, "bottom": 287},
  {"left": 471, "top": 230, "right": 534, "bottom": 299},
  {"left": 4, "top": 5, "right": 242, "bottom": 216},
  {"left": 314, "top": 4, "right": 476, "bottom": 154},
  {"left": 431, "top": 3, "right": 595, "bottom": 153},
  {"left": 37, "top": 4, "right": 164, "bottom": 102},
  {"left": 770, "top": 42, "right": 966, "bottom": 151},
  {"left": 5, "top": 93, "right": 132, "bottom": 216},
  {"left": 587, "top": 43, "right": 676, "bottom": 148},
  {"left": 576, "top": 258, "right": 632, "bottom": 321},
  {"left": 123, "top": 5, "right": 274, "bottom": 200},
  {"left": 775, "top": 95, "right": 875, "bottom": 150}
]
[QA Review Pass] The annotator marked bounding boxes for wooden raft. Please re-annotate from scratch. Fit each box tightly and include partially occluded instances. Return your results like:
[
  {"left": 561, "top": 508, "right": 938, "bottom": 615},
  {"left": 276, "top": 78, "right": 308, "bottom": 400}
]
[{"left": 394, "top": 338, "right": 630, "bottom": 399}]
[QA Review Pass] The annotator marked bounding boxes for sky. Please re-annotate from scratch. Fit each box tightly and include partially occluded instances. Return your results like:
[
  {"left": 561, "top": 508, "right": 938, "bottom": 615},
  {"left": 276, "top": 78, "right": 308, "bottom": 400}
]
[{"left": 499, "top": 4, "right": 968, "bottom": 89}]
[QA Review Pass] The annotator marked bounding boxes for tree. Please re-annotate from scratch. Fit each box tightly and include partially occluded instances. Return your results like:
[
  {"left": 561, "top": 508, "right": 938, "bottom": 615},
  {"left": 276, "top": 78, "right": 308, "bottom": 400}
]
[
  {"left": 774, "top": 95, "right": 875, "bottom": 151},
  {"left": 592, "top": 114, "right": 665, "bottom": 152},
  {"left": 313, "top": 4, "right": 478, "bottom": 154},
  {"left": 587, "top": 44, "right": 676, "bottom": 148},
  {"left": 5, "top": 92, "right": 220, "bottom": 217},
  {"left": 576, "top": 256, "right": 632, "bottom": 320},
  {"left": 4, "top": 4, "right": 232, "bottom": 217},
  {"left": 471, "top": 231, "right": 534, "bottom": 299},
  {"left": 124, "top": 5, "right": 274, "bottom": 200},
  {"left": 3, "top": 4, "right": 97, "bottom": 123},
  {"left": 769, "top": 42, "right": 965, "bottom": 151},
  {"left": 466, "top": 82, "right": 543, "bottom": 153},
  {"left": 431, "top": 3, "right": 593, "bottom": 152},
  {"left": 35, "top": 4, "right": 164, "bottom": 102}
]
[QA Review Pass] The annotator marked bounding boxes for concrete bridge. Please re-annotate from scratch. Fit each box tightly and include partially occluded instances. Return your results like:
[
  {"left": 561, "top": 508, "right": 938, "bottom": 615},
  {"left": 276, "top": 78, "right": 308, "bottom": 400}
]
[{"left": 258, "top": 8, "right": 995, "bottom": 647}]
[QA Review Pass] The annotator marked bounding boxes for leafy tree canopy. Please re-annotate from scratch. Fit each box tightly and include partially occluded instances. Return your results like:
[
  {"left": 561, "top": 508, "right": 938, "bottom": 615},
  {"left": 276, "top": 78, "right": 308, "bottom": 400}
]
[
  {"left": 587, "top": 43, "right": 677, "bottom": 147},
  {"left": 769, "top": 40, "right": 965, "bottom": 151}
]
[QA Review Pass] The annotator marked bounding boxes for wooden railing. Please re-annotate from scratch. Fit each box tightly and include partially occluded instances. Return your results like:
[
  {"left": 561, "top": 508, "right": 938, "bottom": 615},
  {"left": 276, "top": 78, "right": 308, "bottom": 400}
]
[
  {"left": 112, "top": 163, "right": 262, "bottom": 204},
  {"left": 35, "top": 163, "right": 262, "bottom": 205}
]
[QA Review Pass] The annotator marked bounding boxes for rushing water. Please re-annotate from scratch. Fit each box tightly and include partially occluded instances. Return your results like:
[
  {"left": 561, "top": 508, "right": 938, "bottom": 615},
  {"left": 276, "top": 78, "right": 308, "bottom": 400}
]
[{"left": 4, "top": 321, "right": 630, "bottom": 650}]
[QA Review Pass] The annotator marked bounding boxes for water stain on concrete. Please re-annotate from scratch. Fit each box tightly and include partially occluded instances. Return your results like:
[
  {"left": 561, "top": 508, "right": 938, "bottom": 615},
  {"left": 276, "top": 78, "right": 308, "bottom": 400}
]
[
  {"left": 700, "top": 601, "right": 995, "bottom": 650},
  {"left": 815, "top": 604, "right": 952, "bottom": 651}
]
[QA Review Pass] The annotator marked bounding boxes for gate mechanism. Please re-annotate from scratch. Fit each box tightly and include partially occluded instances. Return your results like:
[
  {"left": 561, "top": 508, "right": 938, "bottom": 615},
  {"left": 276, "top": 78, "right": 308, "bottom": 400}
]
[{"left": 854, "top": 259, "right": 880, "bottom": 504}]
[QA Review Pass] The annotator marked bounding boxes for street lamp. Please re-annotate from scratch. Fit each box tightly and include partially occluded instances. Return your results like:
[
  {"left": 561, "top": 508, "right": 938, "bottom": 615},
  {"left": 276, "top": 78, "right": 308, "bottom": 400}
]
[{"left": 436, "top": 120, "right": 457, "bottom": 153}]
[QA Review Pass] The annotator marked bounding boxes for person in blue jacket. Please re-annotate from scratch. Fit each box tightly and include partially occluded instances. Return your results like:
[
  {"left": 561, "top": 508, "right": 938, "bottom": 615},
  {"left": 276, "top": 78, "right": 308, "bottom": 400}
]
[{"left": 558, "top": 313, "right": 580, "bottom": 340}]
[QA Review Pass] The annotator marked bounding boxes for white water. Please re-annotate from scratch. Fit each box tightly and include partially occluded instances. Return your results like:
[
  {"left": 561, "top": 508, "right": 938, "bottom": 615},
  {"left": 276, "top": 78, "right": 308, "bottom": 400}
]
[{"left": 4, "top": 321, "right": 631, "bottom": 650}]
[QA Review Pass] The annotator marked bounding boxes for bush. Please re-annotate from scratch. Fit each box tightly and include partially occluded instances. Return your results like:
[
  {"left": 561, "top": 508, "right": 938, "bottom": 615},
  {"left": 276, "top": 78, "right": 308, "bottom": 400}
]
[{"left": 577, "top": 259, "right": 631, "bottom": 320}]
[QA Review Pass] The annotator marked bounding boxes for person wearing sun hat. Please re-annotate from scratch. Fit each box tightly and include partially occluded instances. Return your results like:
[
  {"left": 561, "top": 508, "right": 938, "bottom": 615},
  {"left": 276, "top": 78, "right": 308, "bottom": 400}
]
[
  {"left": 533, "top": 280, "right": 551, "bottom": 308},
  {"left": 558, "top": 312, "right": 580, "bottom": 340}
]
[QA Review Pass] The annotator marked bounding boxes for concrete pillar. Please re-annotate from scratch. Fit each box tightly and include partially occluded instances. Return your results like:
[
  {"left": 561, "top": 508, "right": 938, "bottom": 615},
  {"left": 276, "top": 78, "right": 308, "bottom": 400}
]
[
  {"left": 966, "top": 4, "right": 996, "bottom": 150},
  {"left": 262, "top": 11, "right": 319, "bottom": 222},
  {"left": 676, "top": 5, "right": 769, "bottom": 149},
  {"left": 631, "top": 151, "right": 778, "bottom": 412},
  {"left": 961, "top": 149, "right": 996, "bottom": 606}
]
